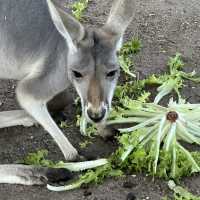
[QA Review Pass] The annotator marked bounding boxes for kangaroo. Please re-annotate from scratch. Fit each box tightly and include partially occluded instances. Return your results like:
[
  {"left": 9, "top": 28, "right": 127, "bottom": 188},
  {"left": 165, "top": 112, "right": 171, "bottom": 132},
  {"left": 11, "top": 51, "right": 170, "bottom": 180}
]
[{"left": 0, "top": 0, "right": 135, "bottom": 185}]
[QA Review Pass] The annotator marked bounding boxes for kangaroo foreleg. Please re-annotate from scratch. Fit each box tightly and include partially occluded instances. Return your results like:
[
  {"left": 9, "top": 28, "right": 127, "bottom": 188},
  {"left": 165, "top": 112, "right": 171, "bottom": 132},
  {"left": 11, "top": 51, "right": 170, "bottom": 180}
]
[
  {"left": 17, "top": 79, "right": 78, "bottom": 161},
  {"left": 19, "top": 99, "right": 78, "bottom": 161}
]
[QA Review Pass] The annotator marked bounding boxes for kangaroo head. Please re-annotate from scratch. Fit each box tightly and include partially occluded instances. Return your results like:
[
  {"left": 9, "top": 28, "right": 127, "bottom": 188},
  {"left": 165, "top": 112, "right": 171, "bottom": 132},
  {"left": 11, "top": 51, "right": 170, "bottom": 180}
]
[{"left": 47, "top": 0, "right": 135, "bottom": 123}]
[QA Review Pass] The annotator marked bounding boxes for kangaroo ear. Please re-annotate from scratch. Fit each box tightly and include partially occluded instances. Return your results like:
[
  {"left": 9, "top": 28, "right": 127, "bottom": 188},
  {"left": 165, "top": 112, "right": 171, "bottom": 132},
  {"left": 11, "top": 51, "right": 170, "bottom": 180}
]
[
  {"left": 102, "top": 0, "right": 135, "bottom": 49},
  {"left": 46, "top": 0, "right": 85, "bottom": 52}
]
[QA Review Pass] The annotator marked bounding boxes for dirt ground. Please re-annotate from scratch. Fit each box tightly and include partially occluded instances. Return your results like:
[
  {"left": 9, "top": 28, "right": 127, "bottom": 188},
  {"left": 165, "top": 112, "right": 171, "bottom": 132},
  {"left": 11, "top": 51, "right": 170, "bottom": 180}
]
[{"left": 0, "top": 0, "right": 200, "bottom": 199}]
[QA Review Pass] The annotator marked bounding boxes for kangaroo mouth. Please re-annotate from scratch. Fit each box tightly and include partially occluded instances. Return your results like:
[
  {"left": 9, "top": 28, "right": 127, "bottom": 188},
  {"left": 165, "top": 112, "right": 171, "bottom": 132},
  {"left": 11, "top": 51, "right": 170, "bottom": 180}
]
[
  {"left": 87, "top": 109, "right": 106, "bottom": 123},
  {"left": 84, "top": 104, "right": 108, "bottom": 124}
]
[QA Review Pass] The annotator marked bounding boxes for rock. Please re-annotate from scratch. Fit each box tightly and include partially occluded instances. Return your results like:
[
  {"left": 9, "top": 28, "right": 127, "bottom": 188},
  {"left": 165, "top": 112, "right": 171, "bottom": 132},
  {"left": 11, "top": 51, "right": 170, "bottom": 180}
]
[{"left": 126, "top": 192, "right": 137, "bottom": 200}]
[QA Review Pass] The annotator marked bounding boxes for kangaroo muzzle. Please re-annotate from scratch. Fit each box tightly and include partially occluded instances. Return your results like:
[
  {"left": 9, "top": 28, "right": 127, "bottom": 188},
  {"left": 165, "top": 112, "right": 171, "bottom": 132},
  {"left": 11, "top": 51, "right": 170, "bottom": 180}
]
[
  {"left": 87, "top": 106, "right": 106, "bottom": 123},
  {"left": 85, "top": 102, "right": 107, "bottom": 123},
  {"left": 86, "top": 77, "right": 108, "bottom": 123}
]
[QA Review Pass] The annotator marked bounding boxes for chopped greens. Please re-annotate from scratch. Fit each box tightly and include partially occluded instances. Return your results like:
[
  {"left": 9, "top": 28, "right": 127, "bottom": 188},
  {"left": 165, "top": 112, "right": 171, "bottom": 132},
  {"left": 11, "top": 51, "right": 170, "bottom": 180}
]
[
  {"left": 115, "top": 53, "right": 200, "bottom": 107},
  {"left": 79, "top": 139, "right": 92, "bottom": 149},
  {"left": 71, "top": 0, "right": 89, "bottom": 21},
  {"left": 114, "top": 80, "right": 146, "bottom": 106},
  {"left": 118, "top": 55, "right": 136, "bottom": 78},
  {"left": 114, "top": 129, "right": 200, "bottom": 180},
  {"left": 120, "top": 38, "right": 142, "bottom": 55},
  {"left": 22, "top": 149, "right": 55, "bottom": 167},
  {"left": 76, "top": 114, "right": 97, "bottom": 137},
  {"left": 22, "top": 149, "right": 108, "bottom": 172},
  {"left": 168, "top": 180, "right": 200, "bottom": 200},
  {"left": 47, "top": 161, "right": 123, "bottom": 191},
  {"left": 146, "top": 53, "right": 200, "bottom": 104},
  {"left": 59, "top": 121, "right": 70, "bottom": 129},
  {"left": 118, "top": 38, "right": 142, "bottom": 79},
  {"left": 22, "top": 150, "right": 110, "bottom": 191},
  {"left": 107, "top": 99, "right": 200, "bottom": 178}
]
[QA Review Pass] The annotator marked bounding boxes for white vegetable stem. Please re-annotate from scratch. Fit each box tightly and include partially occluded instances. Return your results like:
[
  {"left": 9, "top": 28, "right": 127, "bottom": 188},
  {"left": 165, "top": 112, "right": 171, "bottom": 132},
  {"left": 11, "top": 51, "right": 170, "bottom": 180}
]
[
  {"left": 56, "top": 159, "right": 108, "bottom": 172},
  {"left": 47, "top": 181, "right": 83, "bottom": 191},
  {"left": 154, "top": 116, "right": 166, "bottom": 173}
]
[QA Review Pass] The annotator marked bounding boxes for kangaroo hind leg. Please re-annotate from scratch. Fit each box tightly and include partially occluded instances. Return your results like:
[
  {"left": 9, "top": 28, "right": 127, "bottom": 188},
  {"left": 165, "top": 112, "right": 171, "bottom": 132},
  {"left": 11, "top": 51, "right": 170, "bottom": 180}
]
[
  {"left": 0, "top": 164, "right": 74, "bottom": 185},
  {"left": 0, "top": 110, "right": 36, "bottom": 129}
]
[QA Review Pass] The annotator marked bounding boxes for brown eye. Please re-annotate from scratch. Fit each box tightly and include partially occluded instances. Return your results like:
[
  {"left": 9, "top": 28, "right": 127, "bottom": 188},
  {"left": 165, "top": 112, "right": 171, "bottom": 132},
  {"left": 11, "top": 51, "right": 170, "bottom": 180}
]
[
  {"left": 106, "top": 70, "right": 117, "bottom": 78},
  {"left": 72, "top": 70, "right": 83, "bottom": 78}
]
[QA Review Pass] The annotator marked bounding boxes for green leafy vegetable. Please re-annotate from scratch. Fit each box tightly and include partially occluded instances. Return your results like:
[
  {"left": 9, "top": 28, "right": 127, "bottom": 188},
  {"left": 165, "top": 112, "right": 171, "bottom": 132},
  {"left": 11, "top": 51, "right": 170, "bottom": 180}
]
[
  {"left": 118, "top": 55, "right": 136, "bottom": 78},
  {"left": 22, "top": 150, "right": 110, "bottom": 191},
  {"left": 120, "top": 38, "right": 142, "bottom": 55},
  {"left": 22, "top": 149, "right": 108, "bottom": 171},
  {"left": 47, "top": 161, "right": 123, "bottom": 191},
  {"left": 71, "top": 0, "right": 89, "bottom": 21},
  {"left": 76, "top": 114, "right": 97, "bottom": 137},
  {"left": 107, "top": 99, "right": 200, "bottom": 178},
  {"left": 113, "top": 80, "right": 147, "bottom": 108},
  {"left": 79, "top": 140, "right": 92, "bottom": 149},
  {"left": 22, "top": 149, "right": 55, "bottom": 167},
  {"left": 145, "top": 53, "right": 200, "bottom": 104},
  {"left": 168, "top": 180, "right": 200, "bottom": 200},
  {"left": 118, "top": 38, "right": 142, "bottom": 78},
  {"left": 60, "top": 121, "right": 70, "bottom": 129},
  {"left": 114, "top": 52, "right": 200, "bottom": 107}
]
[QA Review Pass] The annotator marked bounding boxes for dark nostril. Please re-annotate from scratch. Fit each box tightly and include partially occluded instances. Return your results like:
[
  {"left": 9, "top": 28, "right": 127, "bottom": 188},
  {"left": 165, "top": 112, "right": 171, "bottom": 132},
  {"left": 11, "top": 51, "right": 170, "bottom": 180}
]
[{"left": 87, "top": 108, "right": 106, "bottom": 123}]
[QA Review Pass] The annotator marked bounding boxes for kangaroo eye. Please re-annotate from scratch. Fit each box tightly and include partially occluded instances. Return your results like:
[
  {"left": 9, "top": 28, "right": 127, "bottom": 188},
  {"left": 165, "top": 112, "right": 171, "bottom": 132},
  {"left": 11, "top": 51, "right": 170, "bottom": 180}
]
[
  {"left": 72, "top": 70, "right": 83, "bottom": 78},
  {"left": 106, "top": 70, "right": 117, "bottom": 77}
]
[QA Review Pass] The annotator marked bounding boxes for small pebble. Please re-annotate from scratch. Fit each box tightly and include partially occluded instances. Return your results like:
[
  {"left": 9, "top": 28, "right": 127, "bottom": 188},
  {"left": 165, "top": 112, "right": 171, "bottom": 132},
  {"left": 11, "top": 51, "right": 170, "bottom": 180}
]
[
  {"left": 123, "top": 181, "right": 135, "bottom": 188},
  {"left": 127, "top": 192, "right": 137, "bottom": 200}
]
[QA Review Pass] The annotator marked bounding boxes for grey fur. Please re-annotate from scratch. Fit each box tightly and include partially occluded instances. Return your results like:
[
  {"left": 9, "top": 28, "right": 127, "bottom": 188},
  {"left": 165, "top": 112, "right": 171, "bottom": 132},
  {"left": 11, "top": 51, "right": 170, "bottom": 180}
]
[
  {"left": 0, "top": 0, "right": 134, "bottom": 185},
  {"left": 0, "top": 164, "right": 74, "bottom": 185}
]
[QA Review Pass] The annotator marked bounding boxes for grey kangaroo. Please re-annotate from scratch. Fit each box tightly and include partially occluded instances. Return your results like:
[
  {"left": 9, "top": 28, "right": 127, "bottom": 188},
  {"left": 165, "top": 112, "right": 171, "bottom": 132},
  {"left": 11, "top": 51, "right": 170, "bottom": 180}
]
[{"left": 0, "top": 0, "right": 134, "bottom": 185}]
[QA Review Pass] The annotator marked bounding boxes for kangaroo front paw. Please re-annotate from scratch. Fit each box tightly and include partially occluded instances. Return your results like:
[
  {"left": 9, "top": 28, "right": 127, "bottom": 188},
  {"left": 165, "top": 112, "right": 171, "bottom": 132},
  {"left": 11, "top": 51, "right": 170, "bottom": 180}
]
[
  {"left": 63, "top": 147, "right": 79, "bottom": 161},
  {"left": 21, "top": 117, "right": 37, "bottom": 127}
]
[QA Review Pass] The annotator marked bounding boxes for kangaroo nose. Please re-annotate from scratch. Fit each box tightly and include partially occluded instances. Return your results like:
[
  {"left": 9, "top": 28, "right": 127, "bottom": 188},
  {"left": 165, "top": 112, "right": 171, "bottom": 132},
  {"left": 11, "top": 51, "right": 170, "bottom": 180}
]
[{"left": 87, "top": 108, "right": 106, "bottom": 123}]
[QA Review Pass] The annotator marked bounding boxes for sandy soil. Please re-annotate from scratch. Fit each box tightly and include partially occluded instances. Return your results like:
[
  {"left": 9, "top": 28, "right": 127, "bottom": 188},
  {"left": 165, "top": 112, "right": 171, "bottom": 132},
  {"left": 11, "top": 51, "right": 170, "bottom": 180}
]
[{"left": 0, "top": 0, "right": 200, "bottom": 199}]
